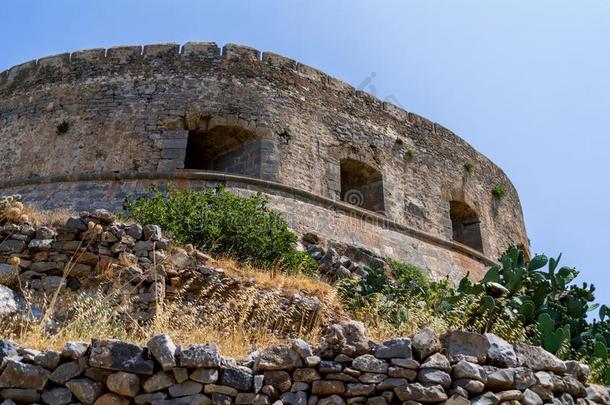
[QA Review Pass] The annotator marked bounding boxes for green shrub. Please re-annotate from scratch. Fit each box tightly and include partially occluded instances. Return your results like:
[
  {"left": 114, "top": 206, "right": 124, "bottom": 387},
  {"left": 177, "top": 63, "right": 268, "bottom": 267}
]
[
  {"left": 124, "top": 185, "right": 317, "bottom": 274},
  {"left": 337, "top": 260, "right": 451, "bottom": 331},
  {"left": 492, "top": 184, "right": 507, "bottom": 198}
]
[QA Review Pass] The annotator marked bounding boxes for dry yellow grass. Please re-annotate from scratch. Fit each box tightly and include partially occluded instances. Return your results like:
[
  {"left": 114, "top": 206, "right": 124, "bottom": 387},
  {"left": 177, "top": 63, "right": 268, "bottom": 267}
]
[
  {"left": 214, "top": 257, "right": 342, "bottom": 301},
  {"left": 26, "top": 207, "right": 74, "bottom": 228},
  {"left": 350, "top": 304, "right": 449, "bottom": 343},
  {"left": 0, "top": 196, "right": 73, "bottom": 228},
  {"left": 1, "top": 288, "right": 327, "bottom": 359},
  {"left": 1, "top": 252, "right": 343, "bottom": 359}
]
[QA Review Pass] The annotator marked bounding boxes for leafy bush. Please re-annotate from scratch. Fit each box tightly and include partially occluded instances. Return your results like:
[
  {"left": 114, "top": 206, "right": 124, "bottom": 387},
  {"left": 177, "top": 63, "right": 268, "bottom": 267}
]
[
  {"left": 338, "top": 248, "right": 609, "bottom": 384},
  {"left": 124, "top": 185, "right": 317, "bottom": 274},
  {"left": 492, "top": 184, "right": 507, "bottom": 198},
  {"left": 337, "top": 260, "right": 454, "bottom": 334}
]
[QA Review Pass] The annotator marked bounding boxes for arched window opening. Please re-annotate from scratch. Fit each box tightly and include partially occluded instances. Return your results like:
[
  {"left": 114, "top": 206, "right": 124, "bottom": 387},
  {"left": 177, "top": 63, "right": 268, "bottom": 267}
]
[
  {"left": 340, "top": 159, "right": 385, "bottom": 213},
  {"left": 449, "top": 201, "right": 483, "bottom": 252},
  {"left": 184, "top": 126, "right": 263, "bottom": 177}
]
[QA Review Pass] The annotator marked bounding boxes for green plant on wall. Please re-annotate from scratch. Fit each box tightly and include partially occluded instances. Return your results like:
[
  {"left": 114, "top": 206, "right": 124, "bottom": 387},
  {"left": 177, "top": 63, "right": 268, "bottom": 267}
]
[
  {"left": 406, "top": 149, "right": 414, "bottom": 159},
  {"left": 492, "top": 184, "right": 506, "bottom": 198},
  {"left": 56, "top": 121, "right": 70, "bottom": 135},
  {"left": 464, "top": 161, "right": 475, "bottom": 174}
]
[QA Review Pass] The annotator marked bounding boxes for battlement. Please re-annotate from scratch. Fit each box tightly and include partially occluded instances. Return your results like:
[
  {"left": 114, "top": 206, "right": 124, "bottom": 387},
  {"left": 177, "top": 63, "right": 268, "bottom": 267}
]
[{"left": 0, "top": 42, "right": 441, "bottom": 130}]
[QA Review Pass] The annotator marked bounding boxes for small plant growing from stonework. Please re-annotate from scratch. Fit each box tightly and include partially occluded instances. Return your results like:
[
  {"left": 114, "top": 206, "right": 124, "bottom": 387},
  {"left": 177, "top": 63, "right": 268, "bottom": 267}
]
[
  {"left": 56, "top": 121, "right": 70, "bottom": 135},
  {"left": 406, "top": 149, "right": 414, "bottom": 159},
  {"left": 492, "top": 184, "right": 506, "bottom": 198},
  {"left": 464, "top": 161, "right": 475, "bottom": 174}
]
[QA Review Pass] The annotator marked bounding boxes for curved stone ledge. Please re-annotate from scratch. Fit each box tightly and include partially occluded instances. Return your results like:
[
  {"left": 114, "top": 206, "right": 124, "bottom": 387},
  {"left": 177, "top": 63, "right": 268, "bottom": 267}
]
[{"left": 0, "top": 170, "right": 496, "bottom": 268}]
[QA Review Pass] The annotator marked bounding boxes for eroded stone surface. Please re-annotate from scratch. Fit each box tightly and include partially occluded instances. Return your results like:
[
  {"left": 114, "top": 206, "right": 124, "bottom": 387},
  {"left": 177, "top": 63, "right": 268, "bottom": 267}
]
[
  {"left": 0, "top": 360, "right": 50, "bottom": 390},
  {"left": 89, "top": 340, "right": 154, "bottom": 375},
  {"left": 513, "top": 344, "right": 567, "bottom": 374},
  {"left": 0, "top": 321, "right": 602, "bottom": 405},
  {"left": 412, "top": 328, "right": 441, "bottom": 361},
  {"left": 147, "top": 334, "right": 177, "bottom": 371}
]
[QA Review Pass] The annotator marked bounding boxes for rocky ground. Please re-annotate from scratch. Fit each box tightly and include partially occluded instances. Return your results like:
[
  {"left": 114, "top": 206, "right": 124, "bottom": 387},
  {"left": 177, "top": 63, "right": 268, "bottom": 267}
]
[{"left": 0, "top": 321, "right": 608, "bottom": 405}]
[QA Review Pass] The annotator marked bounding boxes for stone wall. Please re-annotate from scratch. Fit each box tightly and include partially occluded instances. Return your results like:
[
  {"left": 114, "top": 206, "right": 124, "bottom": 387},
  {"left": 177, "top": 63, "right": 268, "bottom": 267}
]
[
  {"left": 1, "top": 321, "right": 608, "bottom": 405},
  {"left": 0, "top": 42, "right": 529, "bottom": 281}
]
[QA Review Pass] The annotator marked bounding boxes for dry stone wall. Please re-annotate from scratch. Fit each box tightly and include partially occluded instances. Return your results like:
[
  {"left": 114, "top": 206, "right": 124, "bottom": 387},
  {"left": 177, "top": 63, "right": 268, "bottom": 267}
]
[
  {"left": 0, "top": 41, "right": 529, "bottom": 281},
  {"left": 0, "top": 321, "right": 608, "bottom": 405}
]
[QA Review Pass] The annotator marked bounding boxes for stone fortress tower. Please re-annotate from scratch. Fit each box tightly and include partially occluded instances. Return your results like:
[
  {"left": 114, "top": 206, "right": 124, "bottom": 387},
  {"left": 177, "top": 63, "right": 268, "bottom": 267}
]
[{"left": 0, "top": 42, "right": 529, "bottom": 280}]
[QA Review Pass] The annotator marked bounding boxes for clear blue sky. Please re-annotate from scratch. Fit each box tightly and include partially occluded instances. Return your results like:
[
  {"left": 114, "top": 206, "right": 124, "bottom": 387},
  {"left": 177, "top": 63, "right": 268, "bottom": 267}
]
[{"left": 2, "top": 1, "right": 609, "bottom": 306}]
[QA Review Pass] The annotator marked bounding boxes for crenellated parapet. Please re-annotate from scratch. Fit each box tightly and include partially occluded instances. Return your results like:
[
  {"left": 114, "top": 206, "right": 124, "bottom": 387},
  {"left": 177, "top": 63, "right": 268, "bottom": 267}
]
[{"left": 0, "top": 42, "right": 438, "bottom": 130}]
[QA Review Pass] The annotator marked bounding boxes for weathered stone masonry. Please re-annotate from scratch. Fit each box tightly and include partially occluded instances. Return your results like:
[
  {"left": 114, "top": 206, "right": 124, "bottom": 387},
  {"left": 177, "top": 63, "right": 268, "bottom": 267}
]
[
  {"left": 0, "top": 42, "right": 529, "bottom": 280},
  {"left": 1, "top": 322, "right": 608, "bottom": 405}
]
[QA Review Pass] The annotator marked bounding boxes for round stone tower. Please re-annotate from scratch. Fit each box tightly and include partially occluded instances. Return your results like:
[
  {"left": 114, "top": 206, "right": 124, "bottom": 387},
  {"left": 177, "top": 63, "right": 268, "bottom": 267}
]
[{"left": 0, "top": 42, "right": 529, "bottom": 280}]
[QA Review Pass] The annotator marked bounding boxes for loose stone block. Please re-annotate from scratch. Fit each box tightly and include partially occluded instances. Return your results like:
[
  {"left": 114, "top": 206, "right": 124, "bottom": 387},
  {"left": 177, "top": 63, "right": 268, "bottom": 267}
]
[
  {"left": 311, "top": 380, "right": 346, "bottom": 395},
  {"left": 50, "top": 360, "right": 85, "bottom": 384},
  {"left": 89, "top": 340, "right": 154, "bottom": 375},
  {"left": 263, "top": 371, "right": 292, "bottom": 392},
  {"left": 420, "top": 353, "right": 451, "bottom": 372},
  {"left": 484, "top": 333, "right": 518, "bottom": 368},
  {"left": 65, "top": 378, "right": 103, "bottom": 404},
  {"left": 203, "top": 384, "right": 239, "bottom": 397},
  {"left": 190, "top": 368, "right": 219, "bottom": 384},
  {"left": 179, "top": 344, "right": 231, "bottom": 369},
  {"left": 169, "top": 381, "right": 203, "bottom": 398},
  {"left": 41, "top": 387, "right": 72, "bottom": 405},
  {"left": 34, "top": 350, "right": 62, "bottom": 369},
  {"left": 146, "top": 334, "right": 177, "bottom": 370},
  {"left": 93, "top": 393, "right": 130, "bottom": 405},
  {"left": 452, "top": 360, "right": 487, "bottom": 382},
  {"left": 293, "top": 368, "right": 321, "bottom": 383},
  {"left": 0, "top": 360, "right": 50, "bottom": 390},
  {"left": 373, "top": 338, "right": 411, "bottom": 359},
  {"left": 258, "top": 345, "right": 303, "bottom": 371},
  {"left": 106, "top": 371, "right": 140, "bottom": 397},
  {"left": 513, "top": 343, "right": 568, "bottom": 374},
  {"left": 411, "top": 328, "right": 441, "bottom": 361},
  {"left": 0, "top": 388, "right": 41, "bottom": 403},
  {"left": 443, "top": 331, "right": 488, "bottom": 364},
  {"left": 351, "top": 355, "right": 388, "bottom": 374},
  {"left": 417, "top": 369, "right": 451, "bottom": 388},
  {"left": 394, "top": 383, "right": 448, "bottom": 402},
  {"left": 143, "top": 371, "right": 175, "bottom": 392},
  {"left": 222, "top": 366, "right": 253, "bottom": 391},
  {"left": 522, "top": 388, "right": 543, "bottom": 405}
]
